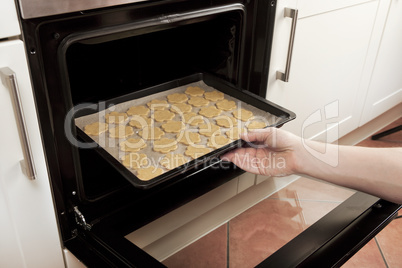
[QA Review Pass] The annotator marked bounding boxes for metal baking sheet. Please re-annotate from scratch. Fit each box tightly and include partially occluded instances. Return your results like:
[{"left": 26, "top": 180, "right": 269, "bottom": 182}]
[{"left": 74, "top": 73, "right": 295, "bottom": 189}]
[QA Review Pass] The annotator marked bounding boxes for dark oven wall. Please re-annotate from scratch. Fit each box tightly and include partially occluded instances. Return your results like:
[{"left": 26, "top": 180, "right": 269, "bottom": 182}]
[{"left": 19, "top": 0, "right": 277, "bottom": 242}]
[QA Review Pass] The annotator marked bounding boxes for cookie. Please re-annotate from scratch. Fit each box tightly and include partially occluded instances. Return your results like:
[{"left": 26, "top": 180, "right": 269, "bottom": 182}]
[
  {"left": 215, "top": 115, "right": 238, "bottom": 128},
  {"left": 109, "top": 125, "right": 134, "bottom": 138},
  {"left": 160, "top": 153, "right": 188, "bottom": 170},
  {"left": 138, "top": 126, "right": 165, "bottom": 140},
  {"left": 153, "top": 138, "right": 178, "bottom": 153},
  {"left": 225, "top": 128, "right": 246, "bottom": 140},
  {"left": 185, "top": 86, "right": 205, "bottom": 96},
  {"left": 161, "top": 121, "right": 185, "bottom": 133},
  {"left": 183, "top": 112, "right": 205, "bottom": 126},
  {"left": 121, "top": 153, "right": 149, "bottom": 169},
  {"left": 247, "top": 121, "right": 267, "bottom": 130},
  {"left": 129, "top": 115, "right": 153, "bottom": 128},
  {"left": 199, "top": 106, "right": 222, "bottom": 118},
  {"left": 167, "top": 93, "right": 188, "bottom": 103},
  {"left": 184, "top": 145, "right": 212, "bottom": 159},
  {"left": 170, "top": 103, "right": 192, "bottom": 114},
  {"left": 188, "top": 96, "right": 209, "bottom": 107},
  {"left": 153, "top": 110, "right": 175, "bottom": 122},
  {"left": 176, "top": 131, "right": 201, "bottom": 146},
  {"left": 119, "top": 138, "right": 147, "bottom": 152},
  {"left": 198, "top": 123, "right": 221, "bottom": 137},
  {"left": 105, "top": 111, "right": 128, "bottom": 124},
  {"left": 207, "top": 134, "right": 232, "bottom": 149},
  {"left": 204, "top": 90, "right": 224, "bottom": 101},
  {"left": 147, "top": 99, "right": 169, "bottom": 111},
  {"left": 233, "top": 108, "right": 254, "bottom": 122},
  {"left": 84, "top": 122, "right": 108, "bottom": 136},
  {"left": 216, "top": 99, "right": 237, "bottom": 111},
  {"left": 137, "top": 166, "right": 164, "bottom": 181},
  {"left": 126, "top": 105, "right": 150, "bottom": 116}
]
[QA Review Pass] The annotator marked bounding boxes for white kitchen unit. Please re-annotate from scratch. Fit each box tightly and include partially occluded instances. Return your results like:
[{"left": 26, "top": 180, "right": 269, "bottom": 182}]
[
  {"left": 360, "top": 0, "right": 402, "bottom": 125},
  {"left": 0, "top": 0, "right": 65, "bottom": 267},
  {"left": 266, "top": 0, "right": 392, "bottom": 142}
]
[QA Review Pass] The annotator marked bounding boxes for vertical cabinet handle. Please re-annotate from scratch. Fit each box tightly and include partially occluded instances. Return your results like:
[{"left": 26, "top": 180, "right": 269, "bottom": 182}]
[
  {"left": 276, "top": 8, "right": 298, "bottom": 82},
  {"left": 0, "top": 67, "right": 36, "bottom": 180}
]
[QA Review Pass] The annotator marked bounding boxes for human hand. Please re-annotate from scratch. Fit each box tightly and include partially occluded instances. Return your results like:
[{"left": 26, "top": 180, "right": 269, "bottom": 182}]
[{"left": 221, "top": 127, "right": 301, "bottom": 177}]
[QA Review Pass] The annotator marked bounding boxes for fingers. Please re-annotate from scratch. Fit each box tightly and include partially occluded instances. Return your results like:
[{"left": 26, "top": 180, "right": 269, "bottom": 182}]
[{"left": 241, "top": 127, "right": 276, "bottom": 145}]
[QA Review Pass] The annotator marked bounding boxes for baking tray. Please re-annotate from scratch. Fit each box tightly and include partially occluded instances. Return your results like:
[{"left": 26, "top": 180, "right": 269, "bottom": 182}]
[{"left": 74, "top": 73, "right": 295, "bottom": 189}]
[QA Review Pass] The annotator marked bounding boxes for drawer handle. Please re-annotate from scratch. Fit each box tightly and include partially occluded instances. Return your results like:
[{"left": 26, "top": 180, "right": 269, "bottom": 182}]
[
  {"left": 276, "top": 8, "right": 298, "bottom": 82},
  {"left": 1, "top": 67, "right": 36, "bottom": 180}
]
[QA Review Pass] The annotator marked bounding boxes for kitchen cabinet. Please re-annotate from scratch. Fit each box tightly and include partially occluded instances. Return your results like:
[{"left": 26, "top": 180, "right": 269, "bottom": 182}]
[
  {"left": 0, "top": 39, "right": 64, "bottom": 267},
  {"left": 360, "top": 0, "right": 402, "bottom": 125},
  {"left": 0, "top": 0, "right": 20, "bottom": 39},
  {"left": 266, "top": 0, "right": 388, "bottom": 141}
]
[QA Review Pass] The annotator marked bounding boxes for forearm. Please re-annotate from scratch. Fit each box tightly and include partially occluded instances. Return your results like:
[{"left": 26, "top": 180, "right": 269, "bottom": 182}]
[{"left": 295, "top": 140, "right": 402, "bottom": 204}]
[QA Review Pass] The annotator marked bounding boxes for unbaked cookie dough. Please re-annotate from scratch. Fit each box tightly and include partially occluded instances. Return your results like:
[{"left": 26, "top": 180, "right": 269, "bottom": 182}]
[
  {"left": 215, "top": 115, "right": 238, "bottom": 128},
  {"left": 147, "top": 99, "right": 169, "bottom": 111},
  {"left": 126, "top": 105, "right": 150, "bottom": 116},
  {"left": 198, "top": 106, "right": 222, "bottom": 118},
  {"left": 129, "top": 115, "right": 153, "bottom": 128},
  {"left": 137, "top": 166, "right": 164, "bottom": 181},
  {"left": 153, "top": 138, "right": 178, "bottom": 153},
  {"left": 176, "top": 131, "right": 201, "bottom": 146},
  {"left": 185, "top": 86, "right": 205, "bottom": 96},
  {"left": 153, "top": 110, "right": 175, "bottom": 122},
  {"left": 216, "top": 99, "right": 237, "bottom": 111},
  {"left": 225, "top": 128, "right": 246, "bottom": 140},
  {"left": 105, "top": 111, "right": 128, "bottom": 124},
  {"left": 109, "top": 125, "right": 134, "bottom": 138},
  {"left": 183, "top": 112, "right": 205, "bottom": 126},
  {"left": 207, "top": 134, "right": 232, "bottom": 149},
  {"left": 138, "top": 126, "right": 165, "bottom": 140},
  {"left": 119, "top": 138, "right": 147, "bottom": 152},
  {"left": 204, "top": 90, "right": 224, "bottom": 101},
  {"left": 233, "top": 108, "right": 254, "bottom": 122},
  {"left": 247, "top": 121, "right": 267, "bottom": 130},
  {"left": 184, "top": 145, "right": 212, "bottom": 159},
  {"left": 198, "top": 123, "right": 221, "bottom": 137},
  {"left": 188, "top": 96, "right": 209, "bottom": 107},
  {"left": 121, "top": 153, "right": 149, "bottom": 169},
  {"left": 167, "top": 93, "right": 188, "bottom": 104},
  {"left": 160, "top": 153, "right": 188, "bottom": 170},
  {"left": 84, "top": 122, "right": 108, "bottom": 136},
  {"left": 170, "top": 103, "right": 192, "bottom": 114},
  {"left": 161, "top": 121, "right": 185, "bottom": 133}
]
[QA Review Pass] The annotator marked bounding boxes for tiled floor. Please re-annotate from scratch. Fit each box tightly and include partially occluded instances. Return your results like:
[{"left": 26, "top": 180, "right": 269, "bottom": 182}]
[{"left": 163, "top": 117, "right": 402, "bottom": 267}]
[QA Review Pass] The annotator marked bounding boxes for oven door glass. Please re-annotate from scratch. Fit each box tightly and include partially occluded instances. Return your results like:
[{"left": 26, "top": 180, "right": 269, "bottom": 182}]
[{"left": 65, "top": 177, "right": 400, "bottom": 267}]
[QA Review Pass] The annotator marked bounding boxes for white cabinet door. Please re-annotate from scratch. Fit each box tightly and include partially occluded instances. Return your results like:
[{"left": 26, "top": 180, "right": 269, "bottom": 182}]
[
  {"left": 0, "top": 40, "right": 65, "bottom": 268},
  {"left": 267, "top": 1, "right": 379, "bottom": 142},
  {"left": 360, "top": 0, "right": 402, "bottom": 125},
  {"left": 0, "top": 0, "right": 20, "bottom": 38}
]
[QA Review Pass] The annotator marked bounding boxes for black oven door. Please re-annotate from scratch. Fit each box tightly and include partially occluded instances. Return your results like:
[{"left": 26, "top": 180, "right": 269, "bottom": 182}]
[{"left": 65, "top": 191, "right": 400, "bottom": 267}]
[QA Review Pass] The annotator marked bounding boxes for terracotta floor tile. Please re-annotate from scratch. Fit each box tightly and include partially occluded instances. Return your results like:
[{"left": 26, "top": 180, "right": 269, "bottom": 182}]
[
  {"left": 356, "top": 117, "right": 402, "bottom": 148},
  {"left": 228, "top": 198, "right": 305, "bottom": 268},
  {"left": 270, "top": 177, "right": 355, "bottom": 202},
  {"left": 342, "top": 238, "right": 387, "bottom": 268},
  {"left": 162, "top": 224, "right": 227, "bottom": 268},
  {"left": 375, "top": 216, "right": 402, "bottom": 268},
  {"left": 297, "top": 200, "right": 342, "bottom": 227}
]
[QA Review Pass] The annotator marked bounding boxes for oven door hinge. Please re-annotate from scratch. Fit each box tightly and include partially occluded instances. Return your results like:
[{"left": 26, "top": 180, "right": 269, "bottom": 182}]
[{"left": 73, "top": 206, "right": 92, "bottom": 231}]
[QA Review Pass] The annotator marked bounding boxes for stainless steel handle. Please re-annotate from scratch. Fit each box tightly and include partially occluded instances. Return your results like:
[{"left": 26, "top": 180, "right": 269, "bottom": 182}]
[
  {"left": 276, "top": 8, "right": 298, "bottom": 82},
  {"left": 1, "top": 67, "right": 36, "bottom": 180}
]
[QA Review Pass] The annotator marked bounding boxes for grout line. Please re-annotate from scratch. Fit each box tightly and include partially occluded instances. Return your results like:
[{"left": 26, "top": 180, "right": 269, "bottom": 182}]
[
  {"left": 226, "top": 221, "right": 230, "bottom": 268},
  {"left": 375, "top": 237, "right": 389, "bottom": 268}
]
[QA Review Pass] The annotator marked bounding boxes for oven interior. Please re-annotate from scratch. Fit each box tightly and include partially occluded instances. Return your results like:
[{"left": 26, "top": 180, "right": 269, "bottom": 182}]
[{"left": 61, "top": 9, "right": 244, "bottom": 204}]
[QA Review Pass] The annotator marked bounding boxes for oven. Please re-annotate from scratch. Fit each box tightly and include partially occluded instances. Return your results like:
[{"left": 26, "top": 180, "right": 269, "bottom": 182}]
[{"left": 15, "top": 0, "right": 400, "bottom": 267}]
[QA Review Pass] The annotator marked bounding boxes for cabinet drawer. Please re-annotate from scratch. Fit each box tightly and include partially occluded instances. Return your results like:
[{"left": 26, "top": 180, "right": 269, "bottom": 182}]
[
  {"left": 0, "top": 0, "right": 20, "bottom": 38},
  {"left": 298, "top": 0, "right": 374, "bottom": 18}
]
